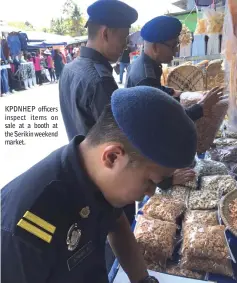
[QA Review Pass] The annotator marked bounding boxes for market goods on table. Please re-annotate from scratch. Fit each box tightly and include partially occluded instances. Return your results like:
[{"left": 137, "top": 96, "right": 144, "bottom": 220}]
[
  {"left": 135, "top": 215, "right": 176, "bottom": 267},
  {"left": 208, "top": 145, "right": 237, "bottom": 162},
  {"left": 165, "top": 263, "right": 204, "bottom": 280},
  {"left": 214, "top": 137, "right": 237, "bottom": 147},
  {"left": 220, "top": 189, "right": 237, "bottom": 237},
  {"left": 188, "top": 188, "right": 220, "bottom": 210},
  {"left": 168, "top": 186, "right": 189, "bottom": 203},
  {"left": 182, "top": 225, "right": 229, "bottom": 261},
  {"left": 167, "top": 66, "right": 205, "bottom": 92},
  {"left": 194, "top": 159, "right": 228, "bottom": 176},
  {"left": 142, "top": 195, "right": 185, "bottom": 223},
  {"left": 200, "top": 175, "right": 237, "bottom": 195},
  {"left": 183, "top": 210, "right": 218, "bottom": 229},
  {"left": 206, "top": 61, "right": 225, "bottom": 90},
  {"left": 179, "top": 24, "right": 192, "bottom": 46},
  {"left": 180, "top": 254, "right": 234, "bottom": 277},
  {"left": 222, "top": 0, "right": 237, "bottom": 131},
  {"left": 181, "top": 225, "right": 234, "bottom": 277},
  {"left": 180, "top": 92, "right": 228, "bottom": 154}
]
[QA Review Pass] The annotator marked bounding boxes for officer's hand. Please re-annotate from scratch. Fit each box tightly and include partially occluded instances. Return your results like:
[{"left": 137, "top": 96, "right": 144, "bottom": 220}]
[
  {"left": 172, "top": 168, "right": 196, "bottom": 185},
  {"left": 198, "top": 87, "right": 224, "bottom": 117},
  {"left": 173, "top": 90, "right": 182, "bottom": 97}
]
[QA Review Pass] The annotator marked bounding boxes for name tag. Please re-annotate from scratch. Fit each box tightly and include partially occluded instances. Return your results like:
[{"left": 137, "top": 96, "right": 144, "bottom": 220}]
[{"left": 67, "top": 241, "right": 95, "bottom": 271}]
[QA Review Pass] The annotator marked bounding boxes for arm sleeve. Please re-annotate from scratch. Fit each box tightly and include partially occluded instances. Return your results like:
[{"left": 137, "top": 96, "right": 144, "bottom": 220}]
[
  {"left": 1, "top": 230, "right": 53, "bottom": 283},
  {"left": 91, "top": 79, "right": 118, "bottom": 120},
  {"left": 137, "top": 78, "right": 175, "bottom": 96},
  {"left": 185, "top": 104, "right": 203, "bottom": 122}
]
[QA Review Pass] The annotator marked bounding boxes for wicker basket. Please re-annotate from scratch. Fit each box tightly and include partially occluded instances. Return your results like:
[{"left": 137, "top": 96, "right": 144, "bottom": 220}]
[
  {"left": 206, "top": 60, "right": 225, "bottom": 90},
  {"left": 167, "top": 65, "right": 205, "bottom": 92},
  {"left": 219, "top": 189, "right": 237, "bottom": 237}
]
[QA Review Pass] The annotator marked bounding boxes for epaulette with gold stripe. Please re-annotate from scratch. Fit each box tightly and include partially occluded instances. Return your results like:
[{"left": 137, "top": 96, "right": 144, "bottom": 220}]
[
  {"left": 17, "top": 211, "right": 56, "bottom": 244},
  {"left": 14, "top": 180, "right": 69, "bottom": 250}
]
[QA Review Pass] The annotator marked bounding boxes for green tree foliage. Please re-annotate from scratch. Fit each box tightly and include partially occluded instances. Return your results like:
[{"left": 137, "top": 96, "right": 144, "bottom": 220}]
[
  {"left": 130, "top": 25, "right": 142, "bottom": 33},
  {"left": 49, "top": 0, "right": 87, "bottom": 36},
  {"left": 8, "top": 21, "right": 35, "bottom": 31}
]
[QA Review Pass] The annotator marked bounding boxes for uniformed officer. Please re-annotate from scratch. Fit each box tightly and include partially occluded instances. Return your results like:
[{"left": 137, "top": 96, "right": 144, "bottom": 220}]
[
  {"left": 2, "top": 86, "right": 197, "bottom": 283},
  {"left": 125, "top": 16, "right": 224, "bottom": 122},
  {"left": 59, "top": 0, "right": 138, "bottom": 140}
]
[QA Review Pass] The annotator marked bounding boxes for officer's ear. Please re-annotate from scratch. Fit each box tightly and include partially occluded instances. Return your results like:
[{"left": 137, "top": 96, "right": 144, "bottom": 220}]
[
  {"left": 102, "top": 144, "right": 128, "bottom": 169},
  {"left": 101, "top": 26, "right": 110, "bottom": 43}
]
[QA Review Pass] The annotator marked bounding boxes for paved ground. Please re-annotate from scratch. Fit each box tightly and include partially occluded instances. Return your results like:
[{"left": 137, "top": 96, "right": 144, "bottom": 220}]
[{"left": 0, "top": 71, "right": 125, "bottom": 188}]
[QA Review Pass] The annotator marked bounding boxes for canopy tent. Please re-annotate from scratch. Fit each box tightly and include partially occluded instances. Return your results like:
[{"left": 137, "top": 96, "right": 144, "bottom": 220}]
[
  {"left": 26, "top": 31, "right": 72, "bottom": 44},
  {"left": 128, "top": 31, "right": 143, "bottom": 46},
  {"left": 65, "top": 35, "right": 88, "bottom": 47}
]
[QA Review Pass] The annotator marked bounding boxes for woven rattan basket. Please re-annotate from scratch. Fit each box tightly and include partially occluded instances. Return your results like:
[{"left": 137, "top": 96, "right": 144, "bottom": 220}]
[
  {"left": 219, "top": 189, "right": 237, "bottom": 237},
  {"left": 167, "top": 65, "right": 205, "bottom": 91},
  {"left": 206, "top": 60, "right": 225, "bottom": 90}
]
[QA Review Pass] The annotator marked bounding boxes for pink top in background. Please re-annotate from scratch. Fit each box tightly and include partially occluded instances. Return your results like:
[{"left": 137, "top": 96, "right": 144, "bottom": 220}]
[
  {"left": 47, "top": 56, "right": 53, "bottom": 68},
  {"left": 33, "top": 56, "right": 41, "bottom": 71}
]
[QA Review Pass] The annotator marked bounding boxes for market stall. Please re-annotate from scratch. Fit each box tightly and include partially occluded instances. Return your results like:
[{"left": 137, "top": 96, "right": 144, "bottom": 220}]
[{"left": 111, "top": 1, "right": 237, "bottom": 282}]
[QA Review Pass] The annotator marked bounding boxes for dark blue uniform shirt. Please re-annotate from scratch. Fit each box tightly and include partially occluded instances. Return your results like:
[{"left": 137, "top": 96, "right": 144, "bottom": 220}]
[
  {"left": 125, "top": 52, "right": 203, "bottom": 122},
  {"left": 1, "top": 136, "right": 122, "bottom": 283},
  {"left": 59, "top": 47, "right": 118, "bottom": 140}
]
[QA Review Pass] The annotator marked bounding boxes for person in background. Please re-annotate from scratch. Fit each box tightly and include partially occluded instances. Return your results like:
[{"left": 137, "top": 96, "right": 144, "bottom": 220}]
[
  {"left": 1, "top": 86, "right": 197, "bottom": 283},
  {"left": 59, "top": 0, "right": 138, "bottom": 273},
  {"left": 118, "top": 40, "right": 131, "bottom": 84},
  {"left": 32, "top": 51, "right": 43, "bottom": 86},
  {"left": 53, "top": 49, "right": 64, "bottom": 81},
  {"left": 65, "top": 49, "right": 72, "bottom": 63},
  {"left": 60, "top": 51, "right": 67, "bottom": 65},
  {"left": 44, "top": 50, "right": 56, "bottom": 83}
]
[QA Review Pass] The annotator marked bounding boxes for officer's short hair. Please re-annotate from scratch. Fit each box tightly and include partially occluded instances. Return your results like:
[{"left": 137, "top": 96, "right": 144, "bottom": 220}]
[
  {"left": 87, "top": 104, "right": 147, "bottom": 165},
  {"left": 87, "top": 22, "right": 120, "bottom": 41},
  {"left": 87, "top": 22, "right": 101, "bottom": 40}
]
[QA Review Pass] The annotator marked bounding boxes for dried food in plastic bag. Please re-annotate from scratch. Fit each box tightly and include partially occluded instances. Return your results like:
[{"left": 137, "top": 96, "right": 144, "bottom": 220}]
[
  {"left": 214, "top": 138, "right": 237, "bottom": 147},
  {"left": 135, "top": 215, "right": 176, "bottom": 267},
  {"left": 147, "top": 263, "right": 164, "bottom": 273},
  {"left": 182, "top": 225, "right": 229, "bottom": 261},
  {"left": 195, "top": 159, "right": 228, "bottom": 176},
  {"left": 229, "top": 198, "right": 237, "bottom": 229},
  {"left": 183, "top": 210, "right": 218, "bottom": 229},
  {"left": 203, "top": 7, "right": 224, "bottom": 34},
  {"left": 188, "top": 189, "right": 220, "bottom": 209},
  {"left": 225, "top": 130, "right": 237, "bottom": 139},
  {"left": 209, "top": 145, "right": 237, "bottom": 163},
  {"left": 142, "top": 195, "right": 185, "bottom": 223},
  {"left": 168, "top": 186, "right": 189, "bottom": 203},
  {"left": 180, "top": 254, "right": 234, "bottom": 277},
  {"left": 200, "top": 175, "right": 237, "bottom": 195},
  {"left": 165, "top": 263, "right": 204, "bottom": 280},
  {"left": 181, "top": 93, "right": 228, "bottom": 153}
]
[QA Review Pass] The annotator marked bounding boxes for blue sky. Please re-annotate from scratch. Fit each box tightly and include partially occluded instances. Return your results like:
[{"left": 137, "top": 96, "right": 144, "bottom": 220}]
[{"left": 0, "top": 0, "right": 182, "bottom": 28}]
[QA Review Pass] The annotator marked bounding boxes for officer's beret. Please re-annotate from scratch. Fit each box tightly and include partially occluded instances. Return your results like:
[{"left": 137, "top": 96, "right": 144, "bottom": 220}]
[
  {"left": 141, "top": 16, "right": 182, "bottom": 43},
  {"left": 111, "top": 86, "right": 197, "bottom": 168},
  {"left": 87, "top": 0, "right": 138, "bottom": 28}
]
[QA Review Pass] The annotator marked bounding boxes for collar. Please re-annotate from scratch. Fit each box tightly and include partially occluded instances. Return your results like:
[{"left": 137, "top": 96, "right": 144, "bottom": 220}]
[
  {"left": 60, "top": 135, "right": 112, "bottom": 211},
  {"left": 80, "top": 46, "right": 113, "bottom": 73},
  {"left": 143, "top": 52, "right": 163, "bottom": 75}
]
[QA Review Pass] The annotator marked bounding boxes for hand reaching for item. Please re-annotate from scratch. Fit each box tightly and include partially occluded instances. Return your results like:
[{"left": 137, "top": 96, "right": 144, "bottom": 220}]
[
  {"left": 198, "top": 87, "right": 224, "bottom": 117},
  {"left": 173, "top": 168, "right": 196, "bottom": 185}
]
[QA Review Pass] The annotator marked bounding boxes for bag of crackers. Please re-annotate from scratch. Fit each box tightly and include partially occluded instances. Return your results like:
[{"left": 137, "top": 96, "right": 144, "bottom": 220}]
[
  {"left": 134, "top": 215, "right": 177, "bottom": 267},
  {"left": 180, "top": 225, "right": 234, "bottom": 278}
]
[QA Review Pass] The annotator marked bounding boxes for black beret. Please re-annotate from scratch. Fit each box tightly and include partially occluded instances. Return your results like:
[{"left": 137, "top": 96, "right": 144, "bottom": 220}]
[
  {"left": 111, "top": 86, "right": 197, "bottom": 168},
  {"left": 141, "top": 16, "right": 182, "bottom": 43},
  {"left": 87, "top": 0, "right": 138, "bottom": 28}
]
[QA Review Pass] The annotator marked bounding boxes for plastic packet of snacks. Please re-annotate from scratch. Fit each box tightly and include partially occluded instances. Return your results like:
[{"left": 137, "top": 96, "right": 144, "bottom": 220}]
[
  {"left": 180, "top": 225, "right": 234, "bottom": 278},
  {"left": 200, "top": 175, "right": 237, "bottom": 195},
  {"left": 142, "top": 194, "right": 185, "bottom": 223},
  {"left": 194, "top": 159, "right": 228, "bottom": 176},
  {"left": 134, "top": 215, "right": 177, "bottom": 267}
]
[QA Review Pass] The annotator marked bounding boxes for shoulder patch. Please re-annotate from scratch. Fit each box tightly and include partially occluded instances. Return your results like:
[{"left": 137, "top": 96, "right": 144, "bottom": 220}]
[
  {"left": 144, "top": 63, "right": 156, "bottom": 79},
  {"left": 94, "top": 63, "right": 113, "bottom": 78},
  {"left": 15, "top": 180, "right": 69, "bottom": 250}
]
